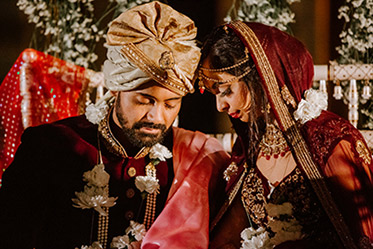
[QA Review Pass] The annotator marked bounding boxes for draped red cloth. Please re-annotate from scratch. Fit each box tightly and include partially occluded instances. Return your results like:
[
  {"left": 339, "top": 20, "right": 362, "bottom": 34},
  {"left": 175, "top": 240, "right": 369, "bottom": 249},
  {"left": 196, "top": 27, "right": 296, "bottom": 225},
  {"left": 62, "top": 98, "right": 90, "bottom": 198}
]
[
  {"left": 0, "top": 49, "right": 89, "bottom": 183},
  {"left": 142, "top": 127, "right": 229, "bottom": 249}
]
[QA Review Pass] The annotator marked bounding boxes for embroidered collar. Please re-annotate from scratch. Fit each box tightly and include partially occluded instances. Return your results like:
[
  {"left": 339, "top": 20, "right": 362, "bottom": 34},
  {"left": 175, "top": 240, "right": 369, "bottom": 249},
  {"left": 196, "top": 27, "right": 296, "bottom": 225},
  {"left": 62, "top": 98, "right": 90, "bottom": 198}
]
[{"left": 98, "top": 107, "right": 151, "bottom": 159}]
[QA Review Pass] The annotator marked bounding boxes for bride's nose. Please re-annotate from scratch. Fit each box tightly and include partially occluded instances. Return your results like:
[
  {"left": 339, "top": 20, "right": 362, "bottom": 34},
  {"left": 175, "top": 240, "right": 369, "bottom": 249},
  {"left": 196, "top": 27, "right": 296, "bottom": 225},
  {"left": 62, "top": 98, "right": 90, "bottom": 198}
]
[{"left": 216, "top": 96, "right": 229, "bottom": 113}]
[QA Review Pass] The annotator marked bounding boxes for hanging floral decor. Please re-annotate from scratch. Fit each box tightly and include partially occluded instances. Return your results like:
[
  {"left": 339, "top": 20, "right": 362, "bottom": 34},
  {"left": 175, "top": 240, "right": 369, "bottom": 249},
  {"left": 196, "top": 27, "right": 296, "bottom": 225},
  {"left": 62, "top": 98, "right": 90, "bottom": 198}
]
[
  {"left": 16, "top": 0, "right": 155, "bottom": 70},
  {"left": 224, "top": 0, "right": 301, "bottom": 33},
  {"left": 335, "top": 0, "right": 373, "bottom": 129}
]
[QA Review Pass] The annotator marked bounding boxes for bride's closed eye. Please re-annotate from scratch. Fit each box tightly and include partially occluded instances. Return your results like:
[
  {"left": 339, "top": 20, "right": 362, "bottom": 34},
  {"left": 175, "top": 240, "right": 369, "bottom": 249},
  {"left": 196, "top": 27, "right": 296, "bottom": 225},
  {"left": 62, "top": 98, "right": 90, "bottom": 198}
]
[{"left": 220, "top": 85, "right": 232, "bottom": 97}]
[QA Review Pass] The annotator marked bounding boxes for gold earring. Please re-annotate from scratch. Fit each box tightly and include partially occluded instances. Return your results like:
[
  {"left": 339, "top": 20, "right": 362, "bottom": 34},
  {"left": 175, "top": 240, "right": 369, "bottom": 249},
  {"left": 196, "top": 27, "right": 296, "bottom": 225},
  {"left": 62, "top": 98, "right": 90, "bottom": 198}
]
[
  {"left": 261, "top": 103, "right": 271, "bottom": 114},
  {"left": 266, "top": 103, "right": 271, "bottom": 113}
]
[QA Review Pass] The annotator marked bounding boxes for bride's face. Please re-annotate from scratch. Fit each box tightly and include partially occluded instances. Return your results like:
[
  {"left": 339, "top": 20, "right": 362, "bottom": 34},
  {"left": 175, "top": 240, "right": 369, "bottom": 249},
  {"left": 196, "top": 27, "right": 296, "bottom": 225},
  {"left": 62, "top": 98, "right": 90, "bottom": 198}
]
[{"left": 200, "top": 58, "right": 252, "bottom": 123}]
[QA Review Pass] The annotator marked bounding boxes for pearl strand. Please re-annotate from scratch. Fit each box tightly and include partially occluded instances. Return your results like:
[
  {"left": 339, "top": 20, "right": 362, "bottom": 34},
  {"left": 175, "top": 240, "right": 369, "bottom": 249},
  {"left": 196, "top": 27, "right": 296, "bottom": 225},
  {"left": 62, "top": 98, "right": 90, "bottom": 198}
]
[
  {"left": 143, "top": 162, "right": 158, "bottom": 230},
  {"left": 98, "top": 203, "right": 109, "bottom": 248}
]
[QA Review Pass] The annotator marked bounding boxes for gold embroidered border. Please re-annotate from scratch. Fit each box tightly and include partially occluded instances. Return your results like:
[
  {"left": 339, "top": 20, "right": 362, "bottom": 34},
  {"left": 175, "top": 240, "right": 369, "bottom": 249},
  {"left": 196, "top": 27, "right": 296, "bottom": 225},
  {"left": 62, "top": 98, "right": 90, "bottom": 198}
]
[
  {"left": 229, "top": 20, "right": 358, "bottom": 249},
  {"left": 121, "top": 43, "right": 188, "bottom": 96},
  {"left": 98, "top": 106, "right": 150, "bottom": 159}
]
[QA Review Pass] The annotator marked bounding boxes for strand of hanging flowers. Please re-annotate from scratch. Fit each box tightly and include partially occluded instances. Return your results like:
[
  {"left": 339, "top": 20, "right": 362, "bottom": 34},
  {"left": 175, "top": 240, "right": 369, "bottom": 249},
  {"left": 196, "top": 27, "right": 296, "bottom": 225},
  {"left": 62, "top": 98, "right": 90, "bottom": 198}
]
[{"left": 73, "top": 142, "right": 172, "bottom": 249}]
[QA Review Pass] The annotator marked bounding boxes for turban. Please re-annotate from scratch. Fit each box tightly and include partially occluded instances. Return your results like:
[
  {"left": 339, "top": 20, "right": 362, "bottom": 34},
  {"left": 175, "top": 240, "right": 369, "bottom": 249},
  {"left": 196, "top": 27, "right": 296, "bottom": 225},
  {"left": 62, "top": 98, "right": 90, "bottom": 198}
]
[
  {"left": 103, "top": 1, "right": 201, "bottom": 96},
  {"left": 86, "top": 1, "right": 201, "bottom": 124}
]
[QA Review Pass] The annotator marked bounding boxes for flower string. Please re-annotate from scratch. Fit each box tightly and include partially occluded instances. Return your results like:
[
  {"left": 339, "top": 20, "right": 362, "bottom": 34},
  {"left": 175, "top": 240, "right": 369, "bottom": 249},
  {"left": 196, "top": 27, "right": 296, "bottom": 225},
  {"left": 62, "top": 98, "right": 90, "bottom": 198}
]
[
  {"left": 74, "top": 142, "right": 172, "bottom": 248},
  {"left": 135, "top": 143, "right": 172, "bottom": 230}
]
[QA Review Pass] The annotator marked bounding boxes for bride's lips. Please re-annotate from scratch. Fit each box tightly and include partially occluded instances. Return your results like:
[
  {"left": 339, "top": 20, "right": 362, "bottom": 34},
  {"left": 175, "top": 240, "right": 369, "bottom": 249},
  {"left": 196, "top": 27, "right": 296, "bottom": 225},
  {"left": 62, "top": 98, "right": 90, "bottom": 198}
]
[{"left": 229, "top": 111, "right": 241, "bottom": 119}]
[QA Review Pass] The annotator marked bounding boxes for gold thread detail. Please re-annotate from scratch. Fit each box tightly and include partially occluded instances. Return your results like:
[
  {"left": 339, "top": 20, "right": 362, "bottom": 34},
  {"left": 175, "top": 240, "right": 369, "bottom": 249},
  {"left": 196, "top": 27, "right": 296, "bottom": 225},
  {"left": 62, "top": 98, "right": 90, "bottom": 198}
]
[
  {"left": 356, "top": 140, "right": 372, "bottom": 165},
  {"left": 223, "top": 162, "right": 239, "bottom": 182},
  {"left": 121, "top": 44, "right": 188, "bottom": 96},
  {"left": 98, "top": 107, "right": 151, "bottom": 159}
]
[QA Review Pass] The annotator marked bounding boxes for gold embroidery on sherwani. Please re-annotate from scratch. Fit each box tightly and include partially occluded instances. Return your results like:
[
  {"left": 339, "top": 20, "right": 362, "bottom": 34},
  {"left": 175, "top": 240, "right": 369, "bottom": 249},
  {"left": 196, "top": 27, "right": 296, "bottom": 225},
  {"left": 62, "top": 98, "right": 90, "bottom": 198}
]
[
  {"left": 98, "top": 108, "right": 150, "bottom": 159},
  {"left": 229, "top": 20, "right": 358, "bottom": 249},
  {"left": 356, "top": 140, "right": 372, "bottom": 165}
]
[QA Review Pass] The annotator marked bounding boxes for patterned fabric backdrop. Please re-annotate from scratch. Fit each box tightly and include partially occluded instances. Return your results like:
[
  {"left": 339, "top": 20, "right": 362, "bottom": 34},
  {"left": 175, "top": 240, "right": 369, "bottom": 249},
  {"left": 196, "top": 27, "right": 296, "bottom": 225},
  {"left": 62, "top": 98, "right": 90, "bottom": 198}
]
[{"left": 0, "top": 49, "right": 90, "bottom": 185}]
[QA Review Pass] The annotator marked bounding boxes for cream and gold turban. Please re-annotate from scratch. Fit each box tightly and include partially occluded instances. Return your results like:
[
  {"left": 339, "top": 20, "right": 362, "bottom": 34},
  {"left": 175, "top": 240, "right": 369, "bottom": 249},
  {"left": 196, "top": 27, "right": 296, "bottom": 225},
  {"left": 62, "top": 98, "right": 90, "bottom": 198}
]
[
  {"left": 86, "top": 1, "right": 201, "bottom": 124},
  {"left": 103, "top": 1, "right": 201, "bottom": 96}
]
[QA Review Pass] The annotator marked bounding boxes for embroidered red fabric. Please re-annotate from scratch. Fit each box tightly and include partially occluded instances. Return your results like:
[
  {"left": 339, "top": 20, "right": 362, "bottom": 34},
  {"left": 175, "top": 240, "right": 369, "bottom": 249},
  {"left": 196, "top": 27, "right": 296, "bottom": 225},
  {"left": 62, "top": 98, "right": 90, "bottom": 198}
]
[{"left": 0, "top": 49, "right": 89, "bottom": 184}]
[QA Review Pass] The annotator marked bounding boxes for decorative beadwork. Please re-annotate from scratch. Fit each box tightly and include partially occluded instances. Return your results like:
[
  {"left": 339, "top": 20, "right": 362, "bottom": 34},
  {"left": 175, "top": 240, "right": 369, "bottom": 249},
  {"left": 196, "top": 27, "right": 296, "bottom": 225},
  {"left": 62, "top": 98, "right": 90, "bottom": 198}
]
[
  {"left": 281, "top": 85, "right": 297, "bottom": 109},
  {"left": 98, "top": 207, "right": 109, "bottom": 249},
  {"left": 98, "top": 108, "right": 151, "bottom": 159},
  {"left": 223, "top": 162, "right": 239, "bottom": 182},
  {"left": 356, "top": 140, "right": 372, "bottom": 165},
  {"left": 259, "top": 123, "right": 289, "bottom": 159},
  {"left": 143, "top": 161, "right": 158, "bottom": 230},
  {"left": 199, "top": 47, "right": 250, "bottom": 72},
  {"left": 198, "top": 67, "right": 253, "bottom": 84}
]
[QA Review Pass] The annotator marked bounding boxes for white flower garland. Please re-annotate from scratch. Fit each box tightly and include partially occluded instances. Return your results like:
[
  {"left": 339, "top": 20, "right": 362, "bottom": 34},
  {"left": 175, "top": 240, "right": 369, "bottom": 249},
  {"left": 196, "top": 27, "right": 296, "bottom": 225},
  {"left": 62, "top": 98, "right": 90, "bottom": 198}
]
[
  {"left": 73, "top": 142, "right": 172, "bottom": 248},
  {"left": 77, "top": 221, "right": 146, "bottom": 249},
  {"left": 293, "top": 88, "right": 328, "bottom": 124},
  {"left": 134, "top": 143, "right": 172, "bottom": 195},
  {"left": 134, "top": 176, "right": 160, "bottom": 195}
]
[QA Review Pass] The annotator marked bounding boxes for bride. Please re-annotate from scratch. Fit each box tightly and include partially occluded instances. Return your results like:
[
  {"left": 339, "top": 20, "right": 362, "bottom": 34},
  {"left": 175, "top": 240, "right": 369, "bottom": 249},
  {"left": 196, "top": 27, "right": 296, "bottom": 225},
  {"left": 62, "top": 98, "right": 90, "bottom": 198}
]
[{"left": 199, "top": 21, "right": 373, "bottom": 249}]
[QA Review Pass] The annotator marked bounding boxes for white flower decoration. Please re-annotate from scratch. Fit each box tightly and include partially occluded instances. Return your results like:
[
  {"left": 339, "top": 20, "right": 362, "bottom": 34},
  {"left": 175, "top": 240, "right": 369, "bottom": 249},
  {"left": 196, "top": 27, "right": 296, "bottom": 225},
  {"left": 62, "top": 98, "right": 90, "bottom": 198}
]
[
  {"left": 125, "top": 221, "right": 146, "bottom": 241},
  {"left": 111, "top": 235, "right": 130, "bottom": 249},
  {"left": 72, "top": 192, "right": 117, "bottom": 216},
  {"left": 83, "top": 164, "right": 110, "bottom": 187},
  {"left": 149, "top": 143, "right": 172, "bottom": 162},
  {"left": 135, "top": 176, "right": 160, "bottom": 194},
  {"left": 85, "top": 101, "right": 109, "bottom": 125},
  {"left": 111, "top": 221, "right": 145, "bottom": 249},
  {"left": 294, "top": 88, "right": 328, "bottom": 124},
  {"left": 240, "top": 227, "right": 272, "bottom": 249},
  {"left": 72, "top": 164, "right": 117, "bottom": 215}
]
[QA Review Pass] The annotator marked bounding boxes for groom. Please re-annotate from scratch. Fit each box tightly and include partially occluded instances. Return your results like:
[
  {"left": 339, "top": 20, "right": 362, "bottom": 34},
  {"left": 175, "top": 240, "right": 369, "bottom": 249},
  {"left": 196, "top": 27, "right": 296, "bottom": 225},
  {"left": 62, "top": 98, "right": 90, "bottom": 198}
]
[{"left": 0, "top": 2, "right": 229, "bottom": 249}]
